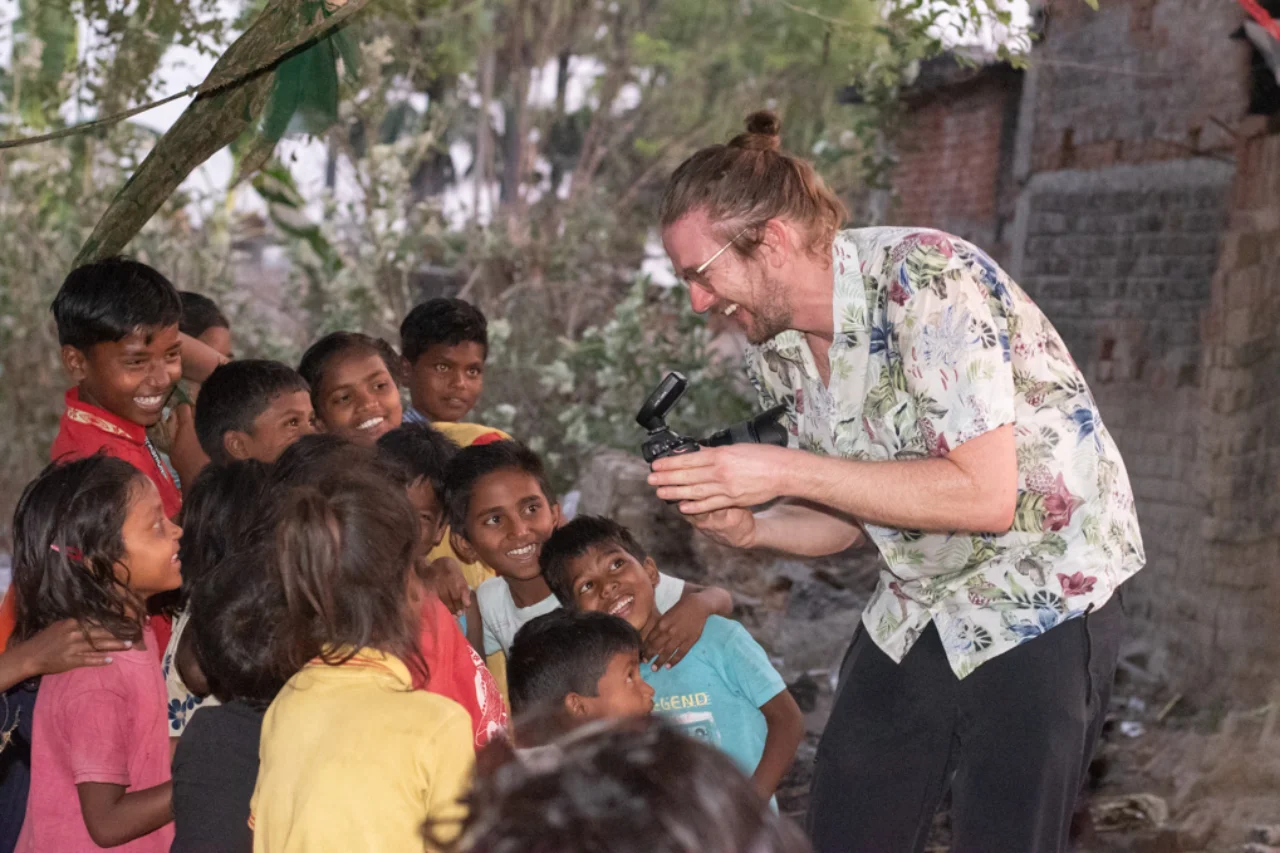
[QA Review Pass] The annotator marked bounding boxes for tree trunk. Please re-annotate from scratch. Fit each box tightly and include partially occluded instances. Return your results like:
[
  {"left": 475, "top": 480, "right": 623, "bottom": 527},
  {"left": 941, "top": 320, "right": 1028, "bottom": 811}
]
[{"left": 75, "top": 0, "right": 375, "bottom": 266}]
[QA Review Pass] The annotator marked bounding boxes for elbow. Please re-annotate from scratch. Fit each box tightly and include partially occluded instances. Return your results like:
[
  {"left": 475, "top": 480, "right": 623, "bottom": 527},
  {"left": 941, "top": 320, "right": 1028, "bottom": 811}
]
[{"left": 977, "top": 487, "right": 1017, "bottom": 534}]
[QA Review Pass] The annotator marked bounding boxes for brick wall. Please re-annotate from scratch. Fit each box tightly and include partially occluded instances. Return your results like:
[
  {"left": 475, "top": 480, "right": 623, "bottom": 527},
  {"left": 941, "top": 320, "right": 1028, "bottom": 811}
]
[
  {"left": 1030, "top": 0, "right": 1251, "bottom": 173},
  {"left": 1011, "top": 161, "right": 1234, "bottom": 658},
  {"left": 1174, "top": 131, "right": 1280, "bottom": 699},
  {"left": 889, "top": 70, "right": 1021, "bottom": 264}
]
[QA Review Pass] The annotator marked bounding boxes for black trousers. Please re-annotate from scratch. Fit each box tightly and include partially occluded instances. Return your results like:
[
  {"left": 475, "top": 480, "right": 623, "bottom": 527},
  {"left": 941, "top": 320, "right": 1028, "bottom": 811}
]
[{"left": 808, "top": 591, "right": 1126, "bottom": 853}]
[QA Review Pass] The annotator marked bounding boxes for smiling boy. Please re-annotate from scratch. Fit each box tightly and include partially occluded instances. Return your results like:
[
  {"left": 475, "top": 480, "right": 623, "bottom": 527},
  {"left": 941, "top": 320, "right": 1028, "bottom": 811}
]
[
  {"left": 542, "top": 516, "right": 804, "bottom": 802},
  {"left": 50, "top": 258, "right": 185, "bottom": 520},
  {"left": 193, "top": 360, "right": 316, "bottom": 465},
  {"left": 443, "top": 441, "right": 735, "bottom": 701}
]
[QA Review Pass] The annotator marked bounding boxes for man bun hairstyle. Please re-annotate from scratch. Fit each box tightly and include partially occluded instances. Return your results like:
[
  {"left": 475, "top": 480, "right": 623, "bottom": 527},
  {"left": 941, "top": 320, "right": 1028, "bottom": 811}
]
[{"left": 659, "top": 109, "right": 846, "bottom": 259}]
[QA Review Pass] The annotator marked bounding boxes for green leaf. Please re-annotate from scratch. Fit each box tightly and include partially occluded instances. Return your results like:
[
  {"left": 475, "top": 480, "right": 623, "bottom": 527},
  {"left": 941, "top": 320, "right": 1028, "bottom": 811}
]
[{"left": 1083, "top": 0, "right": 1099, "bottom": 9}]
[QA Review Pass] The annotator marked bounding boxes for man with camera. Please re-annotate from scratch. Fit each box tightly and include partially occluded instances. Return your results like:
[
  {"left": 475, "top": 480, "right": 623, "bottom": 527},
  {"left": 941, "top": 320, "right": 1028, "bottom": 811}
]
[{"left": 646, "top": 111, "right": 1146, "bottom": 853}]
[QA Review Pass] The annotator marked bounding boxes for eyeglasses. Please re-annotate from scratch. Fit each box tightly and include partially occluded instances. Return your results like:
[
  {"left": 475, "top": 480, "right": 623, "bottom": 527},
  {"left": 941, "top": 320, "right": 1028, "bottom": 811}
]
[{"left": 682, "top": 228, "right": 749, "bottom": 288}]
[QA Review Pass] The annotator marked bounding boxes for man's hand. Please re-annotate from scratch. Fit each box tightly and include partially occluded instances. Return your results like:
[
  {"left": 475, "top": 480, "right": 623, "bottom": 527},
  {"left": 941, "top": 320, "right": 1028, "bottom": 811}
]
[
  {"left": 687, "top": 507, "right": 757, "bottom": 549},
  {"left": 422, "top": 556, "right": 472, "bottom": 615},
  {"left": 642, "top": 595, "right": 713, "bottom": 670},
  {"left": 9, "top": 619, "right": 131, "bottom": 680},
  {"left": 647, "top": 444, "right": 794, "bottom": 514}
]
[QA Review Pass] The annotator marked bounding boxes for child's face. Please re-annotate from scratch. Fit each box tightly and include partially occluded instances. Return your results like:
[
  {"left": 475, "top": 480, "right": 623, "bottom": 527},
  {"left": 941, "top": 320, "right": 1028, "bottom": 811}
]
[
  {"left": 198, "top": 325, "right": 234, "bottom": 359},
  {"left": 62, "top": 324, "right": 183, "bottom": 427},
  {"left": 455, "top": 469, "right": 560, "bottom": 582},
  {"left": 565, "top": 545, "right": 660, "bottom": 634},
  {"left": 407, "top": 478, "right": 447, "bottom": 552},
  {"left": 571, "top": 650, "right": 655, "bottom": 720},
  {"left": 119, "top": 477, "right": 183, "bottom": 601},
  {"left": 229, "top": 390, "right": 317, "bottom": 463},
  {"left": 316, "top": 350, "right": 403, "bottom": 446},
  {"left": 408, "top": 341, "right": 486, "bottom": 423}
]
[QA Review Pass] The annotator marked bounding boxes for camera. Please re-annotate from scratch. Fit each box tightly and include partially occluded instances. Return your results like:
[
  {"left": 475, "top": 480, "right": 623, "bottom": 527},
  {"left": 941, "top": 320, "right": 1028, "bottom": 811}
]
[{"left": 636, "top": 371, "right": 790, "bottom": 465}]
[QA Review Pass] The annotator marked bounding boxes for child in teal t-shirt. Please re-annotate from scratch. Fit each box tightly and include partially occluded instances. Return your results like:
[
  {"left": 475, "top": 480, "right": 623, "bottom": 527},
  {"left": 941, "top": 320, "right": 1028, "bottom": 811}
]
[{"left": 541, "top": 516, "right": 805, "bottom": 802}]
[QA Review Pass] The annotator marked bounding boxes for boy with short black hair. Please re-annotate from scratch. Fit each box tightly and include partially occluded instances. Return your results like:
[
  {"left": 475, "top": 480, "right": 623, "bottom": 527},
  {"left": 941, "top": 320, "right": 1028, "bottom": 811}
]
[
  {"left": 508, "top": 610, "right": 654, "bottom": 727},
  {"left": 444, "top": 441, "right": 734, "bottom": 700},
  {"left": 542, "top": 516, "right": 805, "bottom": 802},
  {"left": 194, "top": 360, "right": 315, "bottom": 466},
  {"left": 400, "top": 297, "right": 496, "bottom": 432},
  {"left": 50, "top": 256, "right": 185, "bottom": 519},
  {"left": 178, "top": 291, "right": 232, "bottom": 360}
]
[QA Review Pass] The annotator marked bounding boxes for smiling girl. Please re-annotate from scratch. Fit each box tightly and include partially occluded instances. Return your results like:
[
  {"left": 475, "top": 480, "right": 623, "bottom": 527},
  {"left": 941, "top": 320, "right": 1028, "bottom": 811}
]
[
  {"left": 13, "top": 455, "right": 183, "bottom": 852},
  {"left": 298, "top": 332, "right": 404, "bottom": 447}
]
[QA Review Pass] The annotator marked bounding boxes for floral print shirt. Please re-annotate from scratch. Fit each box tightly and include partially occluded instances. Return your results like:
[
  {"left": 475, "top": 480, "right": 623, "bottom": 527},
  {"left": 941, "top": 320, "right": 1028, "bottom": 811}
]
[{"left": 745, "top": 228, "right": 1145, "bottom": 678}]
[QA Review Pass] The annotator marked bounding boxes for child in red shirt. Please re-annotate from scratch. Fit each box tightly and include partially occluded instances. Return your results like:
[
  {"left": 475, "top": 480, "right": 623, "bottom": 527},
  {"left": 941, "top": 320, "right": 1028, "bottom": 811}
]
[{"left": 0, "top": 258, "right": 187, "bottom": 657}]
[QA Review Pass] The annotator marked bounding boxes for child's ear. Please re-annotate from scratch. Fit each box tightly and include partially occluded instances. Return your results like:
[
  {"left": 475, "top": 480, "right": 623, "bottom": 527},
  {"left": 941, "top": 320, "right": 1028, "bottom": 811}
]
[
  {"left": 60, "top": 345, "right": 88, "bottom": 382},
  {"left": 551, "top": 502, "right": 563, "bottom": 529},
  {"left": 450, "top": 528, "right": 478, "bottom": 564},
  {"left": 642, "top": 556, "right": 660, "bottom": 587},
  {"left": 564, "top": 692, "right": 590, "bottom": 718},
  {"left": 224, "top": 431, "right": 251, "bottom": 461}
]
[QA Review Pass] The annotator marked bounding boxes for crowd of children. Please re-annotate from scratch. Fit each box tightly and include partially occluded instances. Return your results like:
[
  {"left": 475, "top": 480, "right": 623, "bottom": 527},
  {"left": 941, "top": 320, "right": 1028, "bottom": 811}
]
[{"left": 0, "top": 257, "right": 805, "bottom": 852}]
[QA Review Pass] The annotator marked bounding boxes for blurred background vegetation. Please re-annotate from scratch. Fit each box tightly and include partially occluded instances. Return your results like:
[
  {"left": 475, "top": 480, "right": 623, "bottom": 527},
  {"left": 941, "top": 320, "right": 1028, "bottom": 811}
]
[{"left": 0, "top": 0, "right": 1032, "bottom": 530}]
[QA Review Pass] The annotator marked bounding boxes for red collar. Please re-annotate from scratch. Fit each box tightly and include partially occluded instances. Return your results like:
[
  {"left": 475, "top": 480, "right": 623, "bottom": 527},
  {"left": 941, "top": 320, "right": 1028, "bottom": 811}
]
[{"left": 63, "top": 387, "right": 148, "bottom": 445}]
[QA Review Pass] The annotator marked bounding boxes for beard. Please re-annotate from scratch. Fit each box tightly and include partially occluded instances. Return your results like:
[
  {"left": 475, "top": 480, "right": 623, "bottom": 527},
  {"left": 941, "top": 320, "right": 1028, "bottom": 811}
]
[{"left": 738, "top": 271, "right": 794, "bottom": 345}]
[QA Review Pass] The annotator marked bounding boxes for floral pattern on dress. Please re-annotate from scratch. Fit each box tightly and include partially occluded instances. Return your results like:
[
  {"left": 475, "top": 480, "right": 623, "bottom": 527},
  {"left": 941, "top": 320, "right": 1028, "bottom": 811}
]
[{"left": 745, "top": 228, "right": 1145, "bottom": 678}]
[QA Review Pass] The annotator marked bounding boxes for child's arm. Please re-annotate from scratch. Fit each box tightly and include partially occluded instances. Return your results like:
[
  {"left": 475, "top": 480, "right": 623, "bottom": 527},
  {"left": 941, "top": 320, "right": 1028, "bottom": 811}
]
[
  {"left": 179, "top": 332, "right": 228, "bottom": 383},
  {"left": 752, "top": 689, "right": 805, "bottom": 801},
  {"left": 642, "top": 582, "right": 733, "bottom": 670},
  {"left": 0, "top": 620, "right": 130, "bottom": 691},
  {"left": 464, "top": 598, "right": 484, "bottom": 656},
  {"left": 77, "top": 781, "right": 173, "bottom": 847}
]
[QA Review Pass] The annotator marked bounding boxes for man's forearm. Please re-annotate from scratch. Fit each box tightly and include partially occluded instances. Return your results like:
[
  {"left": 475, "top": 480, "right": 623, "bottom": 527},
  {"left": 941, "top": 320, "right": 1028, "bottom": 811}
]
[
  {"left": 783, "top": 438, "right": 1015, "bottom": 534},
  {"left": 751, "top": 500, "right": 865, "bottom": 557}
]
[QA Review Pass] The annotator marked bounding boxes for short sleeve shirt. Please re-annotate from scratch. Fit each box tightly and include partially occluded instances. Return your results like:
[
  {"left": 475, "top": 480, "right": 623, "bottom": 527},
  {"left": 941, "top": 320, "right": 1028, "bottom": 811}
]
[
  {"left": 643, "top": 616, "right": 785, "bottom": 779},
  {"left": 19, "top": 624, "right": 173, "bottom": 853},
  {"left": 745, "top": 228, "right": 1146, "bottom": 678},
  {"left": 171, "top": 700, "right": 263, "bottom": 853},
  {"left": 478, "top": 573, "right": 686, "bottom": 657},
  {"left": 249, "top": 650, "right": 474, "bottom": 852}
]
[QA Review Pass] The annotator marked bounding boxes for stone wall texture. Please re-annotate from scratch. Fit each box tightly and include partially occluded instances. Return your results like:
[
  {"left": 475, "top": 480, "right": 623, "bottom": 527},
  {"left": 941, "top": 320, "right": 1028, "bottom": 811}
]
[{"left": 888, "top": 0, "right": 1279, "bottom": 699}]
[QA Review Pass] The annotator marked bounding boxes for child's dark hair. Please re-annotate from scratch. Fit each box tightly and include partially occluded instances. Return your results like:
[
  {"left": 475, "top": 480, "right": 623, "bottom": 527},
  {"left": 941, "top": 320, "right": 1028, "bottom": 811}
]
[
  {"left": 443, "top": 440, "right": 556, "bottom": 532},
  {"left": 195, "top": 360, "right": 311, "bottom": 465},
  {"left": 540, "top": 516, "right": 649, "bottom": 609},
  {"left": 400, "top": 297, "right": 488, "bottom": 365},
  {"left": 438, "top": 717, "right": 811, "bottom": 853},
  {"left": 177, "top": 460, "right": 273, "bottom": 600},
  {"left": 179, "top": 291, "right": 229, "bottom": 338},
  {"left": 51, "top": 257, "right": 182, "bottom": 350},
  {"left": 189, "top": 548, "right": 288, "bottom": 708},
  {"left": 297, "top": 331, "right": 403, "bottom": 410},
  {"left": 271, "top": 471, "right": 426, "bottom": 681},
  {"left": 508, "top": 610, "right": 641, "bottom": 717},
  {"left": 376, "top": 423, "right": 459, "bottom": 501},
  {"left": 272, "top": 433, "right": 398, "bottom": 489},
  {"left": 12, "top": 455, "right": 149, "bottom": 643}
]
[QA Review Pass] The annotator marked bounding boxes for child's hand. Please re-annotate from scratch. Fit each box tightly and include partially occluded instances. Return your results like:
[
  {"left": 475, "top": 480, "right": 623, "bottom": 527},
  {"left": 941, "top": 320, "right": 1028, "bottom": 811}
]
[
  {"left": 641, "top": 595, "right": 712, "bottom": 670},
  {"left": 423, "top": 556, "right": 472, "bottom": 615},
  {"left": 11, "top": 619, "right": 131, "bottom": 678}
]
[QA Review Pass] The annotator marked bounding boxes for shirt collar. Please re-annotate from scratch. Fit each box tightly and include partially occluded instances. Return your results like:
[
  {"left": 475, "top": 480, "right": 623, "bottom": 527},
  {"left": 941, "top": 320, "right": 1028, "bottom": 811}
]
[
  {"left": 64, "top": 387, "right": 148, "bottom": 445},
  {"left": 305, "top": 647, "right": 414, "bottom": 687},
  {"left": 752, "top": 229, "right": 865, "bottom": 365}
]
